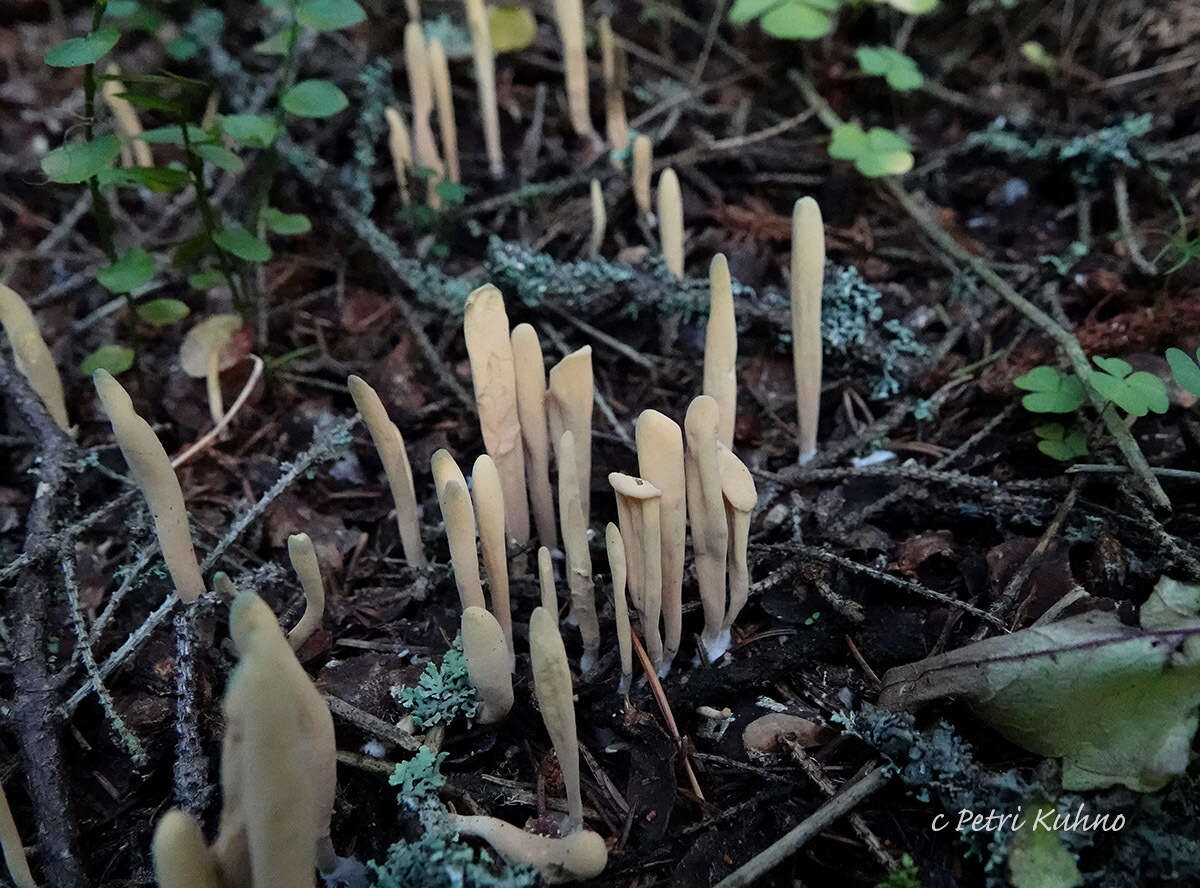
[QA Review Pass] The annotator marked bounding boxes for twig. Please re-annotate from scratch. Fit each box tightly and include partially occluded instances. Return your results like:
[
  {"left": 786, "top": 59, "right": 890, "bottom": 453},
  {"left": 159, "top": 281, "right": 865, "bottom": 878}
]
[
  {"left": 713, "top": 764, "right": 889, "bottom": 888},
  {"left": 325, "top": 693, "right": 421, "bottom": 752},
  {"left": 1065, "top": 464, "right": 1200, "bottom": 480},
  {"left": 1112, "top": 171, "right": 1158, "bottom": 276},
  {"left": 791, "top": 72, "right": 1169, "bottom": 510},
  {"left": 629, "top": 632, "right": 705, "bottom": 802},
  {"left": 171, "top": 354, "right": 264, "bottom": 468}
]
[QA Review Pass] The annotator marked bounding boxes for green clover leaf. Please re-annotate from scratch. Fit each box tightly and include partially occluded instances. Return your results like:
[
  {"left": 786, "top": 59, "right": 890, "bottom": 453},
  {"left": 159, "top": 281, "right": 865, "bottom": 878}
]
[
  {"left": 1013, "top": 365, "right": 1087, "bottom": 413},
  {"left": 855, "top": 46, "right": 924, "bottom": 92},
  {"left": 828, "top": 123, "right": 914, "bottom": 177},
  {"left": 1165, "top": 347, "right": 1200, "bottom": 398},
  {"left": 1088, "top": 356, "right": 1168, "bottom": 417},
  {"left": 729, "top": 0, "right": 841, "bottom": 40},
  {"left": 1034, "top": 423, "right": 1089, "bottom": 461}
]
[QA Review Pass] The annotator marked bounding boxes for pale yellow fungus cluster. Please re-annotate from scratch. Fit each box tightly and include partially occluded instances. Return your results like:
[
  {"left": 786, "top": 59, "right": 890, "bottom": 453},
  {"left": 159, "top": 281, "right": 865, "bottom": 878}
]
[{"left": 0, "top": 283, "right": 69, "bottom": 430}]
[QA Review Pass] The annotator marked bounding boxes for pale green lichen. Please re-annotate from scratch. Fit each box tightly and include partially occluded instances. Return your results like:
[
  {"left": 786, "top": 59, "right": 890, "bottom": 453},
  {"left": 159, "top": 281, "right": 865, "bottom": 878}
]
[
  {"left": 966, "top": 115, "right": 1152, "bottom": 185},
  {"left": 392, "top": 635, "right": 480, "bottom": 727},
  {"left": 345, "top": 58, "right": 394, "bottom": 214}
]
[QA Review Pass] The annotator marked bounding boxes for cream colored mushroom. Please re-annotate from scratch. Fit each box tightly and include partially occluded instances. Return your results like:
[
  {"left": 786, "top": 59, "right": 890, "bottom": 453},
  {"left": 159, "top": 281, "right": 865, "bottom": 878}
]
[
  {"left": 546, "top": 346, "right": 593, "bottom": 526},
  {"left": 634, "top": 410, "right": 685, "bottom": 672},
  {"left": 529, "top": 606, "right": 583, "bottom": 827},
  {"left": 657, "top": 168, "right": 683, "bottom": 278},
  {"left": 589, "top": 179, "right": 606, "bottom": 258},
  {"left": 631, "top": 135, "right": 652, "bottom": 219},
  {"left": 551, "top": 0, "right": 592, "bottom": 138},
  {"left": 0, "top": 780, "right": 35, "bottom": 888},
  {"left": 384, "top": 106, "right": 413, "bottom": 205},
  {"left": 286, "top": 532, "right": 325, "bottom": 651},
  {"left": 0, "top": 283, "right": 69, "bottom": 430},
  {"left": 180, "top": 314, "right": 242, "bottom": 428},
  {"left": 538, "top": 545, "right": 559, "bottom": 618},
  {"left": 347, "top": 375, "right": 425, "bottom": 566},
  {"left": 792, "top": 196, "right": 825, "bottom": 463},
  {"left": 608, "top": 472, "right": 663, "bottom": 670},
  {"left": 511, "top": 323, "right": 556, "bottom": 547},
  {"left": 598, "top": 18, "right": 628, "bottom": 164},
  {"left": 431, "top": 447, "right": 469, "bottom": 495},
  {"left": 94, "top": 369, "right": 205, "bottom": 603},
  {"left": 717, "top": 444, "right": 756, "bottom": 636},
  {"left": 404, "top": 22, "right": 445, "bottom": 208},
  {"left": 464, "top": 285, "right": 529, "bottom": 545},
  {"left": 102, "top": 64, "right": 153, "bottom": 168},
  {"left": 440, "top": 477, "right": 485, "bottom": 612},
  {"left": 463, "top": 0, "right": 504, "bottom": 177},
  {"left": 605, "top": 522, "right": 632, "bottom": 695},
  {"left": 557, "top": 431, "right": 599, "bottom": 671},
  {"left": 684, "top": 395, "right": 729, "bottom": 662},
  {"left": 462, "top": 606, "right": 514, "bottom": 724},
  {"left": 151, "top": 810, "right": 221, "bottom": 888},
  {"left": 703, "top": 254, "right": 737, "bottom": 449},
  {"left": 427, "top": 38, "right": 460, "bottom": 184},
  {"left": 472, "top": 454, "right": 513, "bottom": 666},
  {"left": 450, "top": 815, "right": 607, "bottom": 883}
]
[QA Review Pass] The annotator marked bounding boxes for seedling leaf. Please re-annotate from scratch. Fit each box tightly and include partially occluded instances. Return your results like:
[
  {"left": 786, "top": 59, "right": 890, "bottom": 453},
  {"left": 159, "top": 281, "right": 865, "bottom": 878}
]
[
  {"left": 96, "top": 248, "right": 155, "bottom": 294},
  {"left": 81, "top": 344, "right": 135, "bottom": 376},
  {"left": 213, "top": 225, "right": 272, "bottom": 262},
  {"left": 281, "top": 79, "right": 349, "bottom": 117},
  {"left": 136, "top": 298, "right": 191, "bottom": 326},
  {"left": 45, "top": 28, "right": 120, "bottom": 67},
  {"left": 41, "top": 135, "right": 122, "bottom": 183},
  {"left": 1166, "top": 347, "right": 1200, "bottom": 398},
  {"left": 1013, "top": 365, "right": 1086, "bottom": 413}
]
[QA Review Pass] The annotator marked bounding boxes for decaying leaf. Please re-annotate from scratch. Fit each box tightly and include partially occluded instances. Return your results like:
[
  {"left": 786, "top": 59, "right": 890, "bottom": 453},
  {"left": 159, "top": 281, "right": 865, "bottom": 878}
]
[{"left": 879, "top": 576, "right": 1200, "bottom": 792}]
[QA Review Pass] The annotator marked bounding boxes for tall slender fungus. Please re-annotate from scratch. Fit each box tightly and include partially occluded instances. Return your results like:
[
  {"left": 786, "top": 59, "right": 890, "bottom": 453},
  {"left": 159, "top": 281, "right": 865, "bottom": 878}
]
[
  {"left": 0, "top": 780, "right": 35, "bottom": 888},
  {"left": 94, "top": 370, "right": 205, "bottom": 603},
  {"left": 462, "top": 606, "right": 514, "bottom": 723},
  {"left": 547, "top": 346, "right": 593, "bottom": 526},
  {"left": 151, "top": 810, "right": 221, "bottom": 888},
  {"left": 347, "top": 375, "right": 425, "bottom": 566},
  {"left": 684, "top": 396, "right": 730, "bottom": 662},
  {"left": 0, "top": 283, "right": 69, "bottom": 430},
  {"left": 404, "top": 22, "right": 445, "bottom": 208},
  {"left": 717, "top": 445, "right": 757, "bottom": 635},
  {"left": 463, "top": 0, "right": 504, "bottom": 177},
  {"left": 609, "top": 473, "right": 663, "bottom": 671},
  {"left": 632, "top": 135, "right": 652, "bottom": 219},
  {"left": 552, "top": 0, "right": 592, "bottom": 138},
  {"left": 472, "top": 454, "right": 513, "bottom": 667},
  {"left": 589, "top": 179, "right": 606, "bottom": 258},
  {"left": 529, "top": 607, "right": 584, "bottom": 828},
  {"left": 606, "top": 523, "right": 632, "bottom": 695},
  {"left": 449, "top": 816, "right": 606, "bottom": 884},
  {"left": 427, "top": 38, "right": 460, "bottom": 184},
  {"left": 657, "top": 168, "right": 684, "bottom": 278},
  {"left": 286, "top": 532, "right": 325, "bottom": 650},
  {"left": 102, "top": 64, "right": 153, "bottom": 167},
  {"left": 635, "top": 410, "right": 685, "bottom": 672},
  {"left": 557, "top": 431, "right": 599, "bottom": 671},
  {"left": 511, "top": 323, "right": 557, "bottom": 547},
  {"left": 703, "top": 254, "right": 737, "bottom": 449},
  {"left": 432, "top": 449, "right": 484, "bottom": 611},
  {"left": 384, "top": 106, "right": 414, "bottom": 205},
  {"left": 538, "top": 546, "right": 559, "bottom": 618},
  {"left": 598, "top": 18, "right": 629, "bottom": 163},
  {"left": 792, "top": 196, "right": 825, "bottom": 463},
  {"left": 464, "top": 285, "right": 530, "bottom": 544}
]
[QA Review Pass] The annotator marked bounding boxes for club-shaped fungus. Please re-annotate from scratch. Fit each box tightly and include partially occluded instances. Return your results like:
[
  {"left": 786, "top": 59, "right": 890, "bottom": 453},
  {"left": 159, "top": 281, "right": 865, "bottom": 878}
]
[
  {"left": 589, "top": 179, "right": 606, "bottom": 258},
  {"left": 0, "top": 780, "right": 35, "bottom": 888},
  {"left": 598, "top": 18, "right": 629, "bottom": 163},
  {"left": 557, "top": 431, "right": 599, "bottom": 672},
  {"left": 179, "top": 314, "right": 242, "bottom": 428},
  {"left": 546, "top": 346, "right": 593, "bottom": 526},
  {"left": 791, "top": 196, "right": 825, "bottom": 463},
  {"left": 657, "top": 168, "right": 683, "bottom": 278},
  {"left": 461, "top": 606, "right": 514, "bottom": 724},
  {"left": 608, "top": 473, "right": 663, "bottom": 670},
  {"left": 214, "top": 585, "right": 338, "bottom": 886},
  {"left": 102, "top": 64, "right": 153, "bottom": 167},
  {"left": 631, "top": 135, "right": 652, "bottom": 219},
  {"left": 463, "top": 0, "right": 503, "bottom": 177},
  {"left": 440, "top": 477, "right": 486, "bottom": 612},
  {"left": 427, "top": 38, "right": 460, "bottom": 184},
  {"left": 703, "top": 254, "right": 737, "bottom": 449},
  {"left": 529, "top": 606, "right": 584, "bottom": 827},
  {"left": 464, "top": 285, "right": 530, "bottom": 545},
  {"left": 634, "top": 410, "right": 685, "bottom": 672},
  {"left": 286, "top": 532, "right": 325, "bottom": 651},
  {"left": 717, "top": 444, "right": 756, "bottom": 637},
  {"left": 606, "top": 522, "right": 632, "bottom": 695},
  {"left": 0, "top": 283, "right": 69, "bottom": 430},
  {"left": 431, "top": 446, "right": 469, "bottom": 495},
  {"left": 538, "top": 545, "right": 559, "bottom": 617},
  {"left": 94, "top": 369, "right": 205, "bottom": 603},
  {"left": 404, "top": 21, "right": 445, "bottom": 208},
  {"left": 684, "top": 396, "right": 730, "bottom": 662},
  {"left": 151, "top": 809, "right": 221, "bottom": 888},
  {"left": 384, "top": 106, "right": 413, "bottom": 205},
  {"left": 450, "top": 815, "right": 607, "bottom": 884},
  {"left": 551, "top": 0, "right": 592, "bottom": 138},
  {"left": 472, "top": 454, "right": 513, "bottom": 666},
  {"left": 347, "top": 375, "right": 425, "bottom": 566},
  {"left": 511, "top": 323, "right": 557, "bottom": 547}
]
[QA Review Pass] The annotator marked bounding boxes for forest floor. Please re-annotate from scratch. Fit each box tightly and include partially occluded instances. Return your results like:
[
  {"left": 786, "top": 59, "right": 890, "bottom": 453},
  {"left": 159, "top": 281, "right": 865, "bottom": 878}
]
[{"left": 3, "top": 0, "right": 1200, "bottom": 886}]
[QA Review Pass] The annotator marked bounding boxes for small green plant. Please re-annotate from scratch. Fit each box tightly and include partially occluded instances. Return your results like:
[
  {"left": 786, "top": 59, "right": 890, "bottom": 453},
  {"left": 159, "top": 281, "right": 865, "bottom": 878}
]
[
  {"left": 829, "top": 123, "right": 915, "bottom": 177},
  {"left": 1033, "top": 423, "right": 1089, "bottom": 462},
  {"left": 728, "top": 0, "right": 842, "bottom": 39},
  {"left": 1166, "top": 347, "right": 1200, "bottom": 398},
  {"left": 875, "top": 853, "right": 922, "bottom": 888},
  {"left": 1012, "top": 366, "right": 1086, "bottom": 413},
  {"left": 1087, "top": 356, "right": 1168, "bottom": 417},
  {"left": 392, "top": 634, "right": 481, "bottom": 727},
  {"left": 855, "top": 46, "right": 924, "bottom": 91}
]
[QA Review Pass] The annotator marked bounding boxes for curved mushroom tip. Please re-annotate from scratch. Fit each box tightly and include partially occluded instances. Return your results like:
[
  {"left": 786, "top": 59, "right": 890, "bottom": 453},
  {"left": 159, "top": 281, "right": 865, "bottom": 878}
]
[
  {"left": 228, "top": 588, "right": 276, "bottom": 653},
  {"left": 152, "top": 809, "right": 220, "bottom": 888},
  {"left": 211, "top": 571, "right": 235, "bottom": 601}
]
